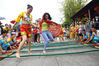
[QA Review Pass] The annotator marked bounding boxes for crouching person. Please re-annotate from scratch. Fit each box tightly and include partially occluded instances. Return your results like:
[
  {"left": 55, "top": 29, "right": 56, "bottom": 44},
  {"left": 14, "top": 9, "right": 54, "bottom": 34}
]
[
  {"left": 86, "top": 26, "right": 99, "bottom": 44},
  {"left": 0, "top": 31, "right": 12, "bottom": 54}
]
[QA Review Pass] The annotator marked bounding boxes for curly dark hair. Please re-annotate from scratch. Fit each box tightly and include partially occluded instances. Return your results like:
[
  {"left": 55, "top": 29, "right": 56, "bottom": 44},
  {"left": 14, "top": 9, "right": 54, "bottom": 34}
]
[
  {"left": 42, "top": 13, "right": 52, "bottom": 20},
  {"left": 27, "top": 4, "right": 33, "bottom": 9}
]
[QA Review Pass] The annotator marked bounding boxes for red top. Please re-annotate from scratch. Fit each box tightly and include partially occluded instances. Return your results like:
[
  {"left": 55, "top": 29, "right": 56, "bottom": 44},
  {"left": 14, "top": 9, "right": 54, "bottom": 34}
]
[
  {"left": 39, "top": 19, "right": 51, "bottom": 25},
  {"left": 33, "top": 28, "right": 38, "bottom": 34}
]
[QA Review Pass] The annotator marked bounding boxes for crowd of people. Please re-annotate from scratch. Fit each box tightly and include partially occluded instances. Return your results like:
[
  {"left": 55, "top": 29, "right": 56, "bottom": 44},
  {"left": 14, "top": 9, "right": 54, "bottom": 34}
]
[
  {"left": 0, "top": 4, "right": 99, "bottom": 59},
  {"left": 0, "top": 22, "right": 21, "bottom": 54},
  {"left": 69, "top": 17, "right": 99, "bottom": 46}
]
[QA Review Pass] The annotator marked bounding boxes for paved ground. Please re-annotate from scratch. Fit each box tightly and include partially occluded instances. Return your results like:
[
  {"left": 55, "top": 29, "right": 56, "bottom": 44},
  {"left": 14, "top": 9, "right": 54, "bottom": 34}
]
[
  {"left": 0, "top": 40, "right": 99, "bottom": 66},
  {"left": 0, "top": 52, "right": 99, "bottom": 66}
]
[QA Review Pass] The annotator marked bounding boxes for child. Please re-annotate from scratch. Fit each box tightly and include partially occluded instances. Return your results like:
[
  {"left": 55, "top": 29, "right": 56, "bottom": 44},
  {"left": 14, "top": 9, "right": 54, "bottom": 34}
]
[
  {"left": 33, "top": 27, "right": 38, "bottom": 43},
  {"left": 78, "top": 29, "right": 91, "bottom": 44},
  {"left": 0, "top": 31, "right": 12, "bottom": 54},
  {"left": 78, "top": 29, "right": 87, "bottom": 43},
  {"left": 0, "top": 31, "right": 12, "bottom": 52},
  {"left": 7, "top": 33, "right": 17, "bottom": 50}
]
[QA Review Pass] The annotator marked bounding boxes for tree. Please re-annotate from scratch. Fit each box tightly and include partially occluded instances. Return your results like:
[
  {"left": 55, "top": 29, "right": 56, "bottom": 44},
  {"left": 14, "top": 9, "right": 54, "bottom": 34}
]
[{"left": 61, "top": 0, "right": 88, "bottom": 26}]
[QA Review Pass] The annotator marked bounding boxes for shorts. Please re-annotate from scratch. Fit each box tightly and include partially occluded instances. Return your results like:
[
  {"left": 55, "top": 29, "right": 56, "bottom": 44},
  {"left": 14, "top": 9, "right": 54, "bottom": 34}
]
[
  {"left": 64, "top": 32, "right": 66, "bottom": 34},
  {"left": 1, "top": 43, "right": 10, "bottom": 50},
  {"left": 79, "top": 33, "right": 82, "bottom": 36},
  {"left": 20, "top": 24, "right": 32, "bottom": 38},
  {"left": 76, "top": 29, "right": 79, "bottom": 32},
  {"left": 93, "top": 36, "right": 99, "bottom": 43},
  {"left": 37, "top": 33, "right": 40, "bottom": 36}
]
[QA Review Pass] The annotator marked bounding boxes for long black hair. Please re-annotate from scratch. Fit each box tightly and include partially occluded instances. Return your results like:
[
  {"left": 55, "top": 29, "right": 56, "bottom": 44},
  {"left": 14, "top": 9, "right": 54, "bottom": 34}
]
[
  {"left": 42, "top": 13, "right": 52, "bottom": 20},
  {"left": 27, "top": 4, "right": 33, "bottom": 9}
]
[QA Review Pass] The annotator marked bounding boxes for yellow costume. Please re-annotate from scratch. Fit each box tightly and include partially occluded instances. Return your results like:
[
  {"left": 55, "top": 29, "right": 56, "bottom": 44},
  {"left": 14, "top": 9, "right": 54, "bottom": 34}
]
[
  {"left": 15, "top": 12, "right": 33, "bottom": 37},
  {"left": 75, "top": 25, "right": 79, "bottom": 40},
  {"left": 15, "top": 11, "right": 33, "bottom": 24},
  {"left": 70, "top": 26, "right": 75, "bottom": 39}
]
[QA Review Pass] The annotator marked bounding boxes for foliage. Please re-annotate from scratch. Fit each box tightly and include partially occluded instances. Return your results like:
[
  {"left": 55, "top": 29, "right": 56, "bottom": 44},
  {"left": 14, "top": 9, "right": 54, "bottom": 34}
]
[{"left": 62, "top": 0, "right": 88, "bottom": 26}]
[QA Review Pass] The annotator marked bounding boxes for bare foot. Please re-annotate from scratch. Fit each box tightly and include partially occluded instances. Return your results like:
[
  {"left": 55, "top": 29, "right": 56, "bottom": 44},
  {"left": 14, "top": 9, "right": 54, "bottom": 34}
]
[
  {"left": 16, "top": 53, "right": 20, "bottom": 59},
  {"left": 43, "top": 51, "right": 47, "bottom": 54},
  {"left": 28, "top": 51, "right": 32, "bottom": 55}
]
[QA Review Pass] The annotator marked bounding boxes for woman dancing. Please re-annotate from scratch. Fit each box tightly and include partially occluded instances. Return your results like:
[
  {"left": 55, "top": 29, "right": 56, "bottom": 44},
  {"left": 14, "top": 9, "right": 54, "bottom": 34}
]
[
  {"left": 39, "top": 13, "right": 54, "bottom": 54},
  {"left": 15, "top": 4, "right": 33, "bottom": 58}
]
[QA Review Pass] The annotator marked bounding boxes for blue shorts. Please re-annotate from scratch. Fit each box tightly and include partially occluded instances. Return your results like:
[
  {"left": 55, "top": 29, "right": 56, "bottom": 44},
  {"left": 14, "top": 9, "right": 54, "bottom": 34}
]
[
  {"left": 83, "top": 36, "right": 88, "bottom": 39},
  {"left": 1, "top": 44, "right": 10, "bottom": 50},
  {"left": 93, "top": 36, "right": 99, "bottom": 43}
]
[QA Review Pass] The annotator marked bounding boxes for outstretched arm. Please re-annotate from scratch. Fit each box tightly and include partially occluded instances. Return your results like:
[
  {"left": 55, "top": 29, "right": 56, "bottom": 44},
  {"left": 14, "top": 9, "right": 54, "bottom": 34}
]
[{"left": 86, "top": 34, "right": 94, "bottom": 43}]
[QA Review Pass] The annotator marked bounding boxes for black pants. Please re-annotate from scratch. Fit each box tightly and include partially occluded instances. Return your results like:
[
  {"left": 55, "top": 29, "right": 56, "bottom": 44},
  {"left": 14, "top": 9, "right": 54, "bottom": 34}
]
[
  {"left": 34, "top": 34, "right": 37, "bottom": 42},
  {"left": 7, "top": 47, "right": 11, "bottom": 50}
]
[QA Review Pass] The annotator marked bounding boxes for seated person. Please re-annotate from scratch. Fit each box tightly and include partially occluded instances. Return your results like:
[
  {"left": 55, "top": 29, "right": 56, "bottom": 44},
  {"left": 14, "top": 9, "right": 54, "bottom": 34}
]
[
  {"left": 77, "top": 29, "right": 92, "bottom": 44},
  {"left": 82, "top": 31, "right": 92, "bottom": 44},
  {"left": 80, "top": 29, "right": 88, "bottom": 43},
  {"left": 0, "top": 31, "right": 12, "bottom": 53},
  {"left": 85, "top": 26, "right": 99, "bottom": 44},
  {"left": 7, "top": 32, "right": 21, "bottom": 49}
]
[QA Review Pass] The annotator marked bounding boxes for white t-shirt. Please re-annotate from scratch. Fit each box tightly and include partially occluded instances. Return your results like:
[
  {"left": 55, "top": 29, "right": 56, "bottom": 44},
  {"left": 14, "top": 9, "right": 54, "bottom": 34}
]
[
  {"left": 0, "top": 35, "right": 8, "bottom": 41},
  {"left": 7, "top": 33, "right": 11, "bottom": 38},
  {"left": 92, "top": 32, "right": 97, "bottom": 36},
  {"left": 97, "top": 30, "right": 99, "bottom": 36},
  {"left": 63, "top": 28, "right": 66, "bottom": 33},
  {"left": 79, "top": 25, "right": 82, "bottom": 31}
]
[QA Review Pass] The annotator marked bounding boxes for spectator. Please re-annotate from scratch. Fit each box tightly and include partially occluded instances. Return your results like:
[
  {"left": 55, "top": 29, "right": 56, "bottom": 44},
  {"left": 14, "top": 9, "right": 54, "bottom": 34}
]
[
  {"left": 59, "top": 27, "right": 64, "bottom": 42},
  {"left": 37, "top": 27, "right": 40, "bottom": 43},
  {"left": 79, "top": 22, "right": 83, "bottom": 39},
  {"left": 33, "top": 27, "right": 38, "bottom": 42},
  {"left": 75, "top": 22, "right": 79, "bottom": 40},
  {"left": 66, "top": 26, "right": 70, "bottom": 39},
  {"left": 86, "top": 25, "right": 99, "bottom": 44},
  {"left": 95, "top": 16, "right": 99, "bottom": 36},
  {"left": 0, "top": 31, "right": 10, "bottom": 50},
  {"left": 0, "top": 21, "right": 3, "bottom": 35},
  {"left": 3, "top": 24, "right": 9, "bottom": 31},
  {"left": 70, "top": 25, "right": 75, "bottom": 40}
]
